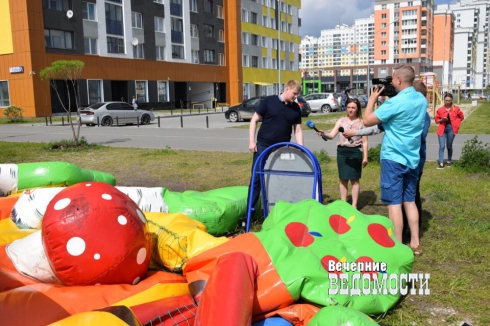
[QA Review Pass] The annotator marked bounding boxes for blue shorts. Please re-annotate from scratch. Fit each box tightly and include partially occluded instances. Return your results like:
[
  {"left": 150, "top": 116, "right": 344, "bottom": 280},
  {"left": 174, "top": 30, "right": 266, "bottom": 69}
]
[{"left": 380, "top": 159, "right": 419, "bottom": 205}]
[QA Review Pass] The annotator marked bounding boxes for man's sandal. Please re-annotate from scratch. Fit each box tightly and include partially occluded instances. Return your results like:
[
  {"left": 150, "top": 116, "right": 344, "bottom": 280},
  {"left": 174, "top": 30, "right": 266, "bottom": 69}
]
[{"left": 410, "top": 245, "right": 423, "bottom": 256}]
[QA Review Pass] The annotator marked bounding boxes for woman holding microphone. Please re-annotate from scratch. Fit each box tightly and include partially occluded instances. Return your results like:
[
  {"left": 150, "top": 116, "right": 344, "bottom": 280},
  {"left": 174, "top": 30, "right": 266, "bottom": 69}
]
[{"left": 435, "top": 93, "right": 464, "bottom": 169}]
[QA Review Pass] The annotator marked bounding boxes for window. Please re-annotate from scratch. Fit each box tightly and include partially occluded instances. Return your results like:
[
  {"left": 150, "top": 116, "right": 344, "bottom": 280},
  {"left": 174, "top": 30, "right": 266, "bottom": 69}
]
[
  {"left": 45, "top": 0, "right": 71, "bottom": 11},
  {"left": 44, "top": 29, "right": 73, "bottom": 49},
  {"left": 381, "top": 50, "right": 386, "bottom": 55},
  {"left": 105, "top": 3, "right": 124, "bottom": 36},
  {"left": 381, "top": 23, "right": 386, "bottom": 28},
  {"left": 154, "top": 0, "right": 163, "bottom": 3},
  {"left": 133, "top": 43, "right": 144, "bottom": 58},
  {"left": 171, "top": 17, "right": 183, "bottom": 43},
  {"left": 156, "top": 46, "right": 166, "bottom": 60},
  {"left": 251, "top": 56, "right": 258, "bottom": 67},
  {"left": 251, "top": 12, "right": 258, "bottom": 24},
  {"left": 272, "top": 39, "right": 277, "bottom": 48},
  {"left": 381, "top": 32, "right": 386, "bottom": 37},
  {"left": 243, "top": 54, "right": 249, "bottom": 67},
  {"left": 218, "top": 29, "right": 224, "bottom": 42},
  {"left": 381, "top": 59, "right": 386, "bottom": 64},
  {"left": 262, "top": 36, "right": 268, "bottom": 47},
  {"left": 382, "top": 14, "right": 386, "bottom": 19},
  {"left": 380, "top": 68, "right": 387, "bottom": 74},
  {"left": 382, "top": 4, "right": 386, "bottom": 9},
  {"left": 270, "top": 0, "right": 275, "bottom": 9},
  {"left": 408, "top": 1, "right": 413, "bottom": 6},
  {"left": 262, "top": 57, "right": 268, "bottom": 68},
  {"left": 84, "top": 37, "right": 97, "bottom": 54},
  {"left": 107, "top": 36, "right": 124, "bottom": 53},
  {"left": 135, "top": 81, "right": 147, "bottom": 102},
  {"left": 204, "top": 0, "right": 213, "bottom": 13},
  {"left": 172, "top": 45, "right": 184, "bottom": 59},
  {"left": 190, "top": 0, "right": 197, "bottom": 12},
  {"left": 272, "top": 58, "right": 277, "bottom": 69},
  {"left": 82, "top": 2, "right": 96, "bottom": 21},
  {"left": 190, "top": 24, "right": 198, "bottom": 38},
  {"left": 203, "top": 24, "right": 214, "bottom": 38},
  {"left": 0, "top": 81, "right": 10, "bottom": 107},
  {"left": 204, "top": 49, "right": 215, "bottom": 63},
  {"left": 87, "top": 80, "right": 102, "bottom": 104},
  {"left": 157, "top": 81, "right": 168, "bottom": 102},
  {"left": 289, "top": 61, "right": 294, "bottom": 70},
  {"left": 263, "top": 15, "right": 268, "bottom": 27},
  {"left": 251, "top": 34, "right": 258, "bottom": 46},
  {"left": 243, "top": 83, "right": 250, "bottom": 100},
  {"left": 155, "top": 17, "right": 164, "bottom": 32},
  {"left": 191, "top": 50, "right": 199, "bottom": 63},
  {"left": 280, "top": 60, "right": 285, "bottom": 70},
  {"left": 395, "top": 3, "right": 400, "bottom": 8},
  {"left": 242, "top": 32, "right": 249, "bottom": 44},
  {"left": 217, "top": 5, "right": 223, "bottom": 18},
  {"left": 218, "top": 53, "right": 224, "bottom": 65},
  {"left": 132, "top": 12, "right": 143, "bottom": 29},
  {"left": 242, "top": 9, "right": 248, "bottom": 22},
  {"left": 280, "top": 40, "right": 285, "bottom": 50},
  {"left": 381, "top": 41, "right": 386, "bottom": 46}
]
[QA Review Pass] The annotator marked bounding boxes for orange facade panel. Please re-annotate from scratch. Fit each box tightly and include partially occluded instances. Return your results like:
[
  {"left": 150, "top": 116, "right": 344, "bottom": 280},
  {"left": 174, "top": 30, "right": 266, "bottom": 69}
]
[{"left": 433, "top": 15, "right": 453, "bottom": 62}]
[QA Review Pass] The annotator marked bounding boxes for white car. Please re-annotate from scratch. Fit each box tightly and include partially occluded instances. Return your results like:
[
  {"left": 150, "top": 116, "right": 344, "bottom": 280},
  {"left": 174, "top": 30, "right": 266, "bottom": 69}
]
[
  {"left": 303, "top": 93, "right": 341, "bottom": 113},
  {"left": 79, "top": 102, "right": 155, "bottom": 126}
]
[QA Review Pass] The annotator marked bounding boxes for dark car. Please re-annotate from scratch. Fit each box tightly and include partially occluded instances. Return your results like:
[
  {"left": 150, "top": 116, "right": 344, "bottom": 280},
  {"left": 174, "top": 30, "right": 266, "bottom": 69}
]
[
  {"left": 224, "top": 96, "right": 265, "bottom": 122},
  {"left": 296, "top": 96, "right": 311, "bottom": 117}
]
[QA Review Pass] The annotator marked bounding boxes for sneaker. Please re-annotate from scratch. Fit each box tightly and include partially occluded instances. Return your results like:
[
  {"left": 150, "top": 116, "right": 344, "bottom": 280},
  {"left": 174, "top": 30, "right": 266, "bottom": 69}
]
[
  {"left": 437, "top": 163, "right": 444, "bottom": 169},
  {"left": 446, "top": 161, "right": 452, "bottom": 167}
]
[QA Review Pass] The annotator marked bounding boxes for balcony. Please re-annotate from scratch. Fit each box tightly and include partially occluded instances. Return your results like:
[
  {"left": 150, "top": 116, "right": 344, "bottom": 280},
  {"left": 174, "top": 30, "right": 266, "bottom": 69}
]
[{"left": 170, "top": 2, "right": 182, "bottom": 17}]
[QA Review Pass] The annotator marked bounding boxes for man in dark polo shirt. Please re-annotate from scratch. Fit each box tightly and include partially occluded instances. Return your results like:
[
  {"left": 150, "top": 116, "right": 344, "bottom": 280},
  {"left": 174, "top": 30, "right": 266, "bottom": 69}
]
[{"left": 247, "top": 80, "right": 304, "bottom": 215}]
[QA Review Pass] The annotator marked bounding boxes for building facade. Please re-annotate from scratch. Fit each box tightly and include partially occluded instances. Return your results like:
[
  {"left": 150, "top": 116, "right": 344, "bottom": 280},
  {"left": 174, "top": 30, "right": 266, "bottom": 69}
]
[
  {"left": 240, "top": 0, "right": 301, "bottom": 100},
  {"left": 0, "top": 0, "right": 244, "bottom": 117},
  {"left": 433, "top": 5, "right": 455, "bottom": 93}
]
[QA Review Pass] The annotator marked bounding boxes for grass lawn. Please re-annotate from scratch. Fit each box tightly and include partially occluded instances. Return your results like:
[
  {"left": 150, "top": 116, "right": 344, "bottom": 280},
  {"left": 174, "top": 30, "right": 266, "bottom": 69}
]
[{"left": 1, "top": 101, "right": 489, "bottom": 325}]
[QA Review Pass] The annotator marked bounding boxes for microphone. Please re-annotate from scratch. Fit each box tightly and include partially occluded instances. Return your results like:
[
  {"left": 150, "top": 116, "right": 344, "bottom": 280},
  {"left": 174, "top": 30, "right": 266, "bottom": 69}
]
[
  {"left": 338, "top": 127, "right": 354, "bottom": 144},
  {"left": 306, "top": 120, "right": 328, "bottom": 141}
]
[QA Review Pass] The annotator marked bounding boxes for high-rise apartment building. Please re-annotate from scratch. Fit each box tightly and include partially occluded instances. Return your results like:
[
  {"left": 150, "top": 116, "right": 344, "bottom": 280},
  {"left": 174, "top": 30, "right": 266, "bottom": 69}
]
[
  {"left": 433, "top": 5, "right": 455, "bottom": 92},
  {"left": 449, "top": 0, "right": 490, "bottom": 92},
  {"left": 240, "top": 0, "right": 301, "bottom": 100},
  {"left": 0, "top": 0, "right": 245, "bottom": 117}
]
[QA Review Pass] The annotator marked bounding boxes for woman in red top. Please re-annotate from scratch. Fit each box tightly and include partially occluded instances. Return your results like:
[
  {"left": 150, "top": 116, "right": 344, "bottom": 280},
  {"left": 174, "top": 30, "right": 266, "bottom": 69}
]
[{"left": 435, "top": 93, "right": 464, "bottom": 169}]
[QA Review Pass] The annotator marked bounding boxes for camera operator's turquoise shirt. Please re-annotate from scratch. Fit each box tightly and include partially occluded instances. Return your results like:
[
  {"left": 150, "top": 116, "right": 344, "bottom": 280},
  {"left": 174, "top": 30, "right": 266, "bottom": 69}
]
[{"left": 374, "top": 86, "right": 427, "bottom": 169}]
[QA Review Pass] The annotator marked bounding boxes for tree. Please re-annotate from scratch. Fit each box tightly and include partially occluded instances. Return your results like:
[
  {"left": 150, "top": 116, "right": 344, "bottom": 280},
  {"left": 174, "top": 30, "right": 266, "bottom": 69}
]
[{"left": 40, "top": 60, "right": 85, "bottom": 146}]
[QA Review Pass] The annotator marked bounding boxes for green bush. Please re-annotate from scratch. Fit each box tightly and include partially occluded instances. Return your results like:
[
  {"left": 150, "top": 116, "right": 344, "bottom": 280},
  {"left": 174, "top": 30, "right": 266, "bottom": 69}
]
[
  {"left": 455, "top": 136, "right": 490, "bottom": 174},
  {"left": 41, "top": 137, "right": 95, "bottom": 151},
  {"left": 3, "top": 106, "right": 24, "bottom": 122},
  {"left": 314, "top": 149, "right": 331, "bottom": 163},
  {"left": 368, "top": 144, "right": 382, "bottom": 163}
]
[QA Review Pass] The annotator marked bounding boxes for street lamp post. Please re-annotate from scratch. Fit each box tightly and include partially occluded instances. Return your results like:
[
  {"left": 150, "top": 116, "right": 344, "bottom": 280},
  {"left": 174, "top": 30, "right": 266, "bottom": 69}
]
[{"left": 367, "top": 19, "right": 399, "bottom": 92}]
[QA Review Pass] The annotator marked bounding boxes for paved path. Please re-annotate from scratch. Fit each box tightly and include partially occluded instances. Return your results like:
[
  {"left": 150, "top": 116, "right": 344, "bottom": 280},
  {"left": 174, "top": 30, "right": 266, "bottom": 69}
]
[{"left": 1, "top": 112, "right": 489, "bottom": 163}]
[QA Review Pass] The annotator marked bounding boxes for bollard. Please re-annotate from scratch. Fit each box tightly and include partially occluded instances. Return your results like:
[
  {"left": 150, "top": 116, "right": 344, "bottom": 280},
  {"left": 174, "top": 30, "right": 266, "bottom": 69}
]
[
  {"left": 137, "top": 116, "right": 140, "bottom": 127},
  {"left": 181, "top": 107, "right": 183, "bottom": 115},
  {"left": 180, "top": 115, "right": 183, "bottom": 128},
  {"left": 97, "top": 116, "right": 100, "bottom": 126},
  {"left": 116, "top": 116, "right": 119, "bottom": 126},
  {"left": 206, "top": 116, "right": 209, "bottom": 129},
  {"left": 45, "top": 117, "right": 48, "bottom": 126},
  {"left": 171, "top": 108, "right": 173, "bottom": 116},
  {"left": 50, "top": 116, "right": 53, "bottom": 125},
  {"left": 62, "top": 116, "right": 64, "bottom": 126},
  {"left": 158, "top": 116, "right": 161, "bottom": 128}
]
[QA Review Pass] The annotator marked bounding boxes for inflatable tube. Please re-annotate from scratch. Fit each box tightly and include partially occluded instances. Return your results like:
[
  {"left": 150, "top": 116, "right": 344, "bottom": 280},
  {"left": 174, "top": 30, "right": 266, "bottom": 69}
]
[
  {"left": 252, "top": 317, "right": 293, "bottom": 326},
  {"left": 307, "top": 306, "right": 379, "bottom": 325},
  {"left": 50, "top": 307, "right": 142, "bottom": 326},
  {"left": 194, "top": 252, "right": 257, "bottom": 325},
  {"left": 130, "top": 294, "right": 196, "bottom": 325},
  {"left": 0, "top": 218, "right": 35, "bottom": 245},
  {"left": 252, "top": 304, "right": 320, "bottom": 325},
  {"left": 164, "top": 186, "right": 248, "bottom": 235},
  {"left": 15, "top": 162, "right": 115, "bottom": 191},
  {"left": 0, "top": 196, "right": 18, "bottom": 219}
]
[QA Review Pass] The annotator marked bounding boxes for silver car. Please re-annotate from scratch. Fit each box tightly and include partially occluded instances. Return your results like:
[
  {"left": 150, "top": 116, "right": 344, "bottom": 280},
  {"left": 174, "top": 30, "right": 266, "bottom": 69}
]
[
  {"left": 303, "top": 93, "right": 341, "bottom": 113},
  {"left": 79, "top": 102, "right": 155, "bottom": 126}
]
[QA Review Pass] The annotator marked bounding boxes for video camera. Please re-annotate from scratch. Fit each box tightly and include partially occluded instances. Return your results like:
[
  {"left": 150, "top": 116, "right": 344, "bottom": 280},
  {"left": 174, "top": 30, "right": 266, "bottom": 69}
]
[{"left": 372, "top": 76, "right": 398, "bottom": 98}]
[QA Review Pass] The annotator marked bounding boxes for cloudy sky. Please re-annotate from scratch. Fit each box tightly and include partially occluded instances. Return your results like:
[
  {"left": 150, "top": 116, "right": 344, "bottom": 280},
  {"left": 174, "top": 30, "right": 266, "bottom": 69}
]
[{"left": 299, "top": 0, "right": 457, "bottom": 37}]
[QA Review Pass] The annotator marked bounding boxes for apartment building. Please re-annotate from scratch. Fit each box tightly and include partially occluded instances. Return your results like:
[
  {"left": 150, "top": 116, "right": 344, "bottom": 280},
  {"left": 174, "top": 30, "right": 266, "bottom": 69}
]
[
  {"left": 433, "top": 5, "right": 455, "bottom": 92},
  {"left": 0, "top": 0, "right": 243, "bottom": 117},
  {"left": 240, "top": 0, "right": 301, "bottom": 100},
  {"left": 449, "top": 0, "right": 490, "bottom": 92},
  {"left": 299, "top": 17, "right": 373, "bottom": 94}
]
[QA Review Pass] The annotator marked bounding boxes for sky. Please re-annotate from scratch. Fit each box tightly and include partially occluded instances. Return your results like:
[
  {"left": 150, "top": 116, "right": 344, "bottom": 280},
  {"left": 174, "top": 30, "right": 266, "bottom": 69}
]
[{"left": 299, "top": 0, "right": 457, "bottom": 38}]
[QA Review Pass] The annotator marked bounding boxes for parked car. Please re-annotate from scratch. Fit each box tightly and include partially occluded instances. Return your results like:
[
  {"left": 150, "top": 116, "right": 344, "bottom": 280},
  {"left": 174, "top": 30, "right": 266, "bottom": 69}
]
[
  {"left": 79, "top": 102, "right": 155, "bottom": 126},
  {"left": 303, "top": 93, "right": 341, "bottom": 113},
  {"left": 347, "top": 95, "right": 367, "bottom": 108},
  {"left": 224, "top": 96, "right": 265, "bottom": 122},
  {"left": 296, "top": 96, "right": 311, "bottom": 117}
]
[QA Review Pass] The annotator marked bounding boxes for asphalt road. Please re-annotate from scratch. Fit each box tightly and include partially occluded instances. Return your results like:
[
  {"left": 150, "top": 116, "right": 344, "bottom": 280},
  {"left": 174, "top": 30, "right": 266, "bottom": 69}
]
[{"left": 1, "top": 112, "right": 489, "bottom": 163}]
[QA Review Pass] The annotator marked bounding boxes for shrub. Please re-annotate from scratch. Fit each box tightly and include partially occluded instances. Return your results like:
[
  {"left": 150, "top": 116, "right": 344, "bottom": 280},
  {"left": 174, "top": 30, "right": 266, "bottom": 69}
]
[
  {"left": 314, "top": 149, "right": 331, "bottom": 164},
  {"left": 41, "top": 137, "right": 94, "bottom": 151},
  {"left": 3, "top": 106, "right": 24, "bottom": 122},
  {"left": 368, "top": 144, "right": 382, "bottom": 163},
  {"left": 455, "top": 136, "right": 490, "bottom": 174}
]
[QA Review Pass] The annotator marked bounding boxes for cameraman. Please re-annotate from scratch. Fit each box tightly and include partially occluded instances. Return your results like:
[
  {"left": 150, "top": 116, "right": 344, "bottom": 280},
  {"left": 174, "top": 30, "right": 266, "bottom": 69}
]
[{"left": 363, "top": 66, "right": 427, "bottom": 255}]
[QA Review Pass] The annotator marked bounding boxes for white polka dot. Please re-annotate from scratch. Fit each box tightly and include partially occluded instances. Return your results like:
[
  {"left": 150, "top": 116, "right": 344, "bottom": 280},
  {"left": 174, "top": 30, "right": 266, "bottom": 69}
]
[
  {"left": 132, "top": 277, "right": 140, "bottom": 285},
  {"left": 137, "top": 210, "right": 146, "bottom": 223},
  {"left": 102, "top": 194, "right": 112, "bottom": 200},
  {"left": 95, "top": 283, "right": 101, "bottom": 286},
  {"left": 136, "top": 247, "right": 147, "bottom": 265},
  {"left": 94, "top": 253, "right": 100, "bottom": 260},
  {"left": 66, "top": 237, "right": 86, "bottom": 256},
  {"left": 118, "top": 215, "right": 127, "bottom": 225},
  {"left": 54, "top": 198, "right": 71, "bottom": 210},
  {"left": 85, "top": 184, "right": 92, "bottom": 187}
]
